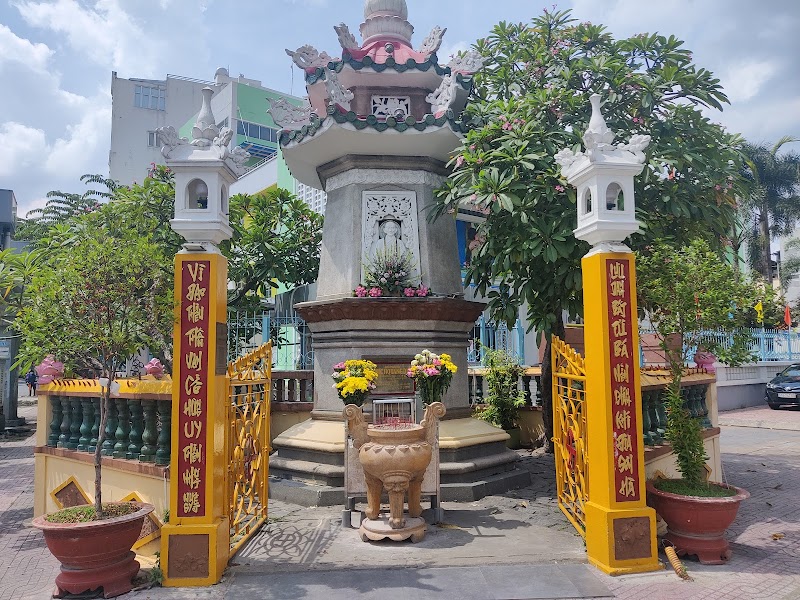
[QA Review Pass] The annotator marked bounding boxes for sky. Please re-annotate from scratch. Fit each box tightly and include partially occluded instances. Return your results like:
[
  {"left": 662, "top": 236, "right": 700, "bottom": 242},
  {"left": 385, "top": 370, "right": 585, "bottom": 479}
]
[{"left": 0, "top": 0, "right": 798, "bottom": 216}]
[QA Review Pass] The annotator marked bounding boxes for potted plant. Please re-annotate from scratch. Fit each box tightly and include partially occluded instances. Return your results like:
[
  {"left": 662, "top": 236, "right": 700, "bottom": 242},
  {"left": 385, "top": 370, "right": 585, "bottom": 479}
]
[
  {"left": 16, "top": 227, "right": 169, "bottom": 597},
  {"left": 637, "top": 239, "right": 755, "bottom": 564},
  {"left": 474, "top": 349, "right": 527, "bottom": 448},
  {"left": 332, "top": 359, "right": 379, "bottom": 406},
  {"left": 406, "top": 349, "right": 458, "bottom": 405}
]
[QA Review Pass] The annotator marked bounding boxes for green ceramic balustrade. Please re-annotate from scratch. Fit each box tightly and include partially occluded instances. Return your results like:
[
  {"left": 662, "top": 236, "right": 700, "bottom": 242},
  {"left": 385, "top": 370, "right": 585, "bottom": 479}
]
[
  {"left": 77, "top": 398, "right": 93, "bottom": 452},
  {"left": 155, "top": 400, "right": 171, "bottom": 466},
  {"left": 127, "top": 400, "right": 144, "bottom": 459},
  {"left": 101, "top": 397, "right": 118, "bottom": 456},
  {"left": 113, "top": 398, "right": 131, "bottom": 459},
  {"left": 67, "top": 398, "right": 81, "bottom": 450},
  {"left": 48, "top": 396, "right": 62, "bottom": 447},
  {"left": 139, "top": 400, "right": 157, "bottom": 462},
  {"left": 45, "top": 386, "right": 172, "bottom": 466}
]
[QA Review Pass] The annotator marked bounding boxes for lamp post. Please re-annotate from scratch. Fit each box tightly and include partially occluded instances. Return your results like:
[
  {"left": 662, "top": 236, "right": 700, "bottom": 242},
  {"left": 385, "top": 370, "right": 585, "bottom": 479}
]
[
  {"left": 555, "top": 94, "right": 660, "bottom": 575},
  {"left": 156, "top": 87, "right": 249, "bottom": 587}
]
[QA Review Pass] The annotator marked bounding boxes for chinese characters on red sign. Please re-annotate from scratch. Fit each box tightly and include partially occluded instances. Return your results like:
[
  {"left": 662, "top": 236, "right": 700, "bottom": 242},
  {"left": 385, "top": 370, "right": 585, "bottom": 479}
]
[
  {"left": 177, "top": 261, "right": 210, "bottom": 517},
  {"left": 607, "top": 259, "right": 641, "bottom": 502}
]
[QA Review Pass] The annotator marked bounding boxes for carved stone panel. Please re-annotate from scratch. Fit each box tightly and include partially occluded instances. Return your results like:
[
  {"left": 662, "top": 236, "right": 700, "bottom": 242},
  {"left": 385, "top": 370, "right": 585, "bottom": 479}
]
[
  {"left": 168, "top": 533, "right": 210, "bottom": 579},
  {"left": 613, "top": 516, "right": 653, "bottom": 561},
  {"left": 371, "top": 96, "right": 411, "bottom": 121},
  {"left": 361, "top": 191, "right": 421, "bottom": 285}
]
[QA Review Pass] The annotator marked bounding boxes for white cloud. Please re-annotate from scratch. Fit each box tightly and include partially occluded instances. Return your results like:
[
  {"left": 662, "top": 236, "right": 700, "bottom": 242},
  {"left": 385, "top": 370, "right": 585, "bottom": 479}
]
[
  {"left": 0, "top": 122, "right": 49, "bottom": 177},
  {"left": 720, "top": 60, "right": 778, "bottom": 103},
  {"left": 13, "top": 0, "right": 163, "bottom": 76},
  {"left": 440, "top": 40, "right": 469, "bottom": 61},
  {"left": 45, "top": 95, "right": 112, "bottom": 177},
  {"left": 0, "top": 24, "right": 53, "bottom": 72}
]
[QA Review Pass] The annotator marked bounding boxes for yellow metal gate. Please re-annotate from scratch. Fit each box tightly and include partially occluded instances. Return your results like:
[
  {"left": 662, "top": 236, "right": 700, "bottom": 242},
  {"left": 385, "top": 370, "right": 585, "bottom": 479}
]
[
  {"left": 227, "top": 342, "right": 272, "bottom": 555},
  {"left": 552, "top": 336, "right": 588, "bottom": 538}
]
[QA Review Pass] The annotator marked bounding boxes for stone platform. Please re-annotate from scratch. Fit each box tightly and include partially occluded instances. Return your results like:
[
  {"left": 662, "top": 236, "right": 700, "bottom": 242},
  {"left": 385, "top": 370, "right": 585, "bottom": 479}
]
[{"left": 269, "top": 417, "right": 531, "bottom": 506}]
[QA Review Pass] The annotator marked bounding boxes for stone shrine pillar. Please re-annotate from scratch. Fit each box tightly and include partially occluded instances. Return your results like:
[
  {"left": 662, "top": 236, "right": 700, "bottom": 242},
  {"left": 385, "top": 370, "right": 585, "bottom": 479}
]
[
  {"left": 155, "top": 88, "right": 250, "bottom": 586},
  {"left": 556, "top": 95, "right": 660, "bottom": 574},
  {"left": 270, "top": 0, "right": 530, "bottom": 504}
]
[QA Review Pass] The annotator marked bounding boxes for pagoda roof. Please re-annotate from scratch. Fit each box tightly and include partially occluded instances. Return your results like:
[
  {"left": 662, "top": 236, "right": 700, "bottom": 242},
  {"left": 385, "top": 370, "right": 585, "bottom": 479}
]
[
  {"left": 280, "top": 105, "right": 466, "bottom": 189},
  {"left": 303, "top": 49, "right": 449, "bottom": 86}
]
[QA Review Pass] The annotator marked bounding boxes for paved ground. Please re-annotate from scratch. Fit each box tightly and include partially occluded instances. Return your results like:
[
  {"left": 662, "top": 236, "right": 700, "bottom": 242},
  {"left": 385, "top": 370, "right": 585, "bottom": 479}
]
[{"left": 2, "top": 388, "right": 800, "bottom": 599}]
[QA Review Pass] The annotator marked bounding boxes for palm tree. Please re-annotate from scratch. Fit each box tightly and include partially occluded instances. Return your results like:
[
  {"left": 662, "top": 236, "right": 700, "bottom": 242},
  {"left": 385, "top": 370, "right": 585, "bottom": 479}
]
[{"left": 741, "top": 137, "right": 800, "bottom": 281}]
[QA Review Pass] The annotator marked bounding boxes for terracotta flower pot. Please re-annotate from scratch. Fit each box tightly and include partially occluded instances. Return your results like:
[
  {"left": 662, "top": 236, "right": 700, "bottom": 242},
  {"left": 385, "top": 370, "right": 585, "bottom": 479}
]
[
  {"left": 32, "top": 502, "right": 154, "bottom": 598},
  {"left": 646, "top": 480, "right": 748, "bottom": 564}
]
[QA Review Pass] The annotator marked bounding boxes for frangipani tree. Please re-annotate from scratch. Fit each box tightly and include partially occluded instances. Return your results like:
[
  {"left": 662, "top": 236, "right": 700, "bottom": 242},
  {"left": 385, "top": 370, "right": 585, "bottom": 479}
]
[{"left": 433, "top": 9, "right": 743, "bottom": 448}]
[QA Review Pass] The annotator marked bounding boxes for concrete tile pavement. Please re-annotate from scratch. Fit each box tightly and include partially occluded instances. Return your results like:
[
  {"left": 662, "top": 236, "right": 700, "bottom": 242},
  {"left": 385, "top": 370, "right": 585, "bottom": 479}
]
[
  {"left": 0, "top": 401, "right": 61, "bottom": 600},
  {"left": 3, "top": 401, "right": 800, "bottom": 599}
]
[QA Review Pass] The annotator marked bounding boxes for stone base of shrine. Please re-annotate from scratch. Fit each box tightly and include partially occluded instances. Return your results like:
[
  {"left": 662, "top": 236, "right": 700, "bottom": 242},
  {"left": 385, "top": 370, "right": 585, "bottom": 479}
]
[{"left": 268, "top": 417, "right": 531, "bottom": 506}]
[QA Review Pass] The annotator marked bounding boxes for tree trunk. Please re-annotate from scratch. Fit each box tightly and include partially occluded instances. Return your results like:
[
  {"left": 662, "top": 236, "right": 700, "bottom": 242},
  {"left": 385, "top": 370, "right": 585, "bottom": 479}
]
[
  {"left": 759, "top": 207, "right": 772, "bottom": 281},
  {"left": 94, "top": 386, "right": 108, "bottom": 519},
  {"left": 537, "top": 317, "right": 565, "bottom": 454}
]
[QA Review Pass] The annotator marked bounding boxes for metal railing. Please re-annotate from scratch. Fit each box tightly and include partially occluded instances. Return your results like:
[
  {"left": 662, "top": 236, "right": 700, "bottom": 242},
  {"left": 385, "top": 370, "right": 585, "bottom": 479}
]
[
  {"left": 467, "top": 316, "right": 525, "bottom": 365},
  {"left": 227, "top": 312, "right": 313, "bottom": 370},
  {"left": 641, "top": 327, "right": 800, "bottom": 363}
]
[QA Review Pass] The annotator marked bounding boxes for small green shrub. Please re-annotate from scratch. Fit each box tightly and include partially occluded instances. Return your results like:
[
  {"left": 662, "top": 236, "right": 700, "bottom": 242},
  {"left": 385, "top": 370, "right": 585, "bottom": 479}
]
[{"left": 476, "top": 349, "right": 526, "bottom": 430}]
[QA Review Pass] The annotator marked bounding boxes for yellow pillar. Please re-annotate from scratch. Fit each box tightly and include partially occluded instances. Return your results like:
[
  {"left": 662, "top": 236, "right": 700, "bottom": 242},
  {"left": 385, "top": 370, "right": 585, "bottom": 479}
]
[
  {"left": 582, "top": 250, "right": 661, "bottom": 575},
  {"left": 161, "top": 252, "right": 229, "bottom": 586}
]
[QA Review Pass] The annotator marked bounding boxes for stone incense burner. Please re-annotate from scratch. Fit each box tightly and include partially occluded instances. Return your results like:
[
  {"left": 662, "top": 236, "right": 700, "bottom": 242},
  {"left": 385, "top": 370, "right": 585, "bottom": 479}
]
[{"left": 344, "top": 401, "right": 445, "bottom": 542}]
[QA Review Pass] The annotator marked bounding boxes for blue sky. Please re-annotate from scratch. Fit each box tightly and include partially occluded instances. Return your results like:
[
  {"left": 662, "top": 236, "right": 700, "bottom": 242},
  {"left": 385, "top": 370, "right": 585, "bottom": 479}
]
[{"left": 1, "top": 0, "right": 798, "bottom": 215}]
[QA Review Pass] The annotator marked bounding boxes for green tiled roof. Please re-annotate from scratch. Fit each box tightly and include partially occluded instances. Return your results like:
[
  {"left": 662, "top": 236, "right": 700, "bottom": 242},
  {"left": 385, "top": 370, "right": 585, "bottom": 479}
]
[
  {"left": 305, "top": 52, "right": 474, "bottom": 88},
  {"left": 279, "top": 104, "right": 468, "bottom": 146}
]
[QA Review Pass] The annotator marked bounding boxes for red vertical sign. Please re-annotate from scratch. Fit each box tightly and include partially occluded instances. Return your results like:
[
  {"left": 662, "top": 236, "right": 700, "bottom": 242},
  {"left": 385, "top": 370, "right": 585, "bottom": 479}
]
[
  {"left": 176, "top": 260, "right": 211, "bottom": 517},
  {"left": 606, "top": 259, "right": 641, "bottom": 502}
]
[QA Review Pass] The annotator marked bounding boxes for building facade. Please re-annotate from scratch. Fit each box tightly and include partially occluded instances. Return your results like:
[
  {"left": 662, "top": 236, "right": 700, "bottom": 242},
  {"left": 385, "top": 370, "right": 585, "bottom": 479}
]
[{"left": 109, "top": 69, "right": 329, "bottom": 213}]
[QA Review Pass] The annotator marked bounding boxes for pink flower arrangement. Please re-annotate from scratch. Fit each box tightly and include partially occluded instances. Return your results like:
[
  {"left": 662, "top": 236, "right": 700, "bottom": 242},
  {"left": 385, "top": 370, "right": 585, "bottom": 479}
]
[
  {"left": 354, "top": 285, "right": 368, "bottom": 297},
  {"left": 417, "top": 285, "right": 430, "bottom": 297},
  {"left": 368, "top": 287, "right": 382, "bottom": 297},
  {"left": 404, "top": 287, "right": 416, "bottom": 297}
]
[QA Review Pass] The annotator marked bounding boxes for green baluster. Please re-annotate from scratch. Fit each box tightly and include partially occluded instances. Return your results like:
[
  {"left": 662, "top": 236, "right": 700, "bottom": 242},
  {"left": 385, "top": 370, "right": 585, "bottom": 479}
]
[
  {"left": 648, "top": 391, "right": 663, "bottom": 444},
  {"left": 139, "top": 400, "right": 157, "bottom": 462},
  {"left": 475, "top": 375, "right": 484, "bottom": 403},
  {"left": 48, "top": 396, "right": 62, "bottom": 447},
  {"left": 155, "top": 401, "right": 171, "bottom": 466},
  {"left": 641, "top": 390, "right": 653, "bottom": 446},
  {"left": 89, "top": 397, "right": 101, "bottom": 453},
  {"left": 67, "top": 398, "right": 81, "bottom": 450},
  {"left": 699, "top": 384, "right": 712, "bottom": 428},
  {"left": 77, "top": 398, "right": 93, "bottom": 452},
  {"left": 113, "top": 398, "right": 130, "bottom": 459},
  {"left": 522, "top": 375, "right": 533, "bottom": 406},
  {"left": 680, "top": 387, "right": 694, "bottom": 420},
  {"left": 101, "top": 396, "right": 118, "bottom": 456},
  {"left": 688, "top": 386, "right": 703, "bottom": 421},
  {"left": 534, "top": 375, "right": 543, "bottom": 407},
  {"left": 655, "top": 390, "right": 668, "bottom": 439},
  {"left": 58, "top": 396, "right": 71, "bottom": 448},
  {"left": 127, "top": 400, "right": 144, "bottom": 460}
]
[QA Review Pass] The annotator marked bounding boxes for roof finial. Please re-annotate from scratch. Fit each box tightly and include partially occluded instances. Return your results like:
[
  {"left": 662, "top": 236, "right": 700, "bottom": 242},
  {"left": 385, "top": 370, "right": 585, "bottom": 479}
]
[{"left": 361, "top": 0, "right": 413, "bottom": 46}]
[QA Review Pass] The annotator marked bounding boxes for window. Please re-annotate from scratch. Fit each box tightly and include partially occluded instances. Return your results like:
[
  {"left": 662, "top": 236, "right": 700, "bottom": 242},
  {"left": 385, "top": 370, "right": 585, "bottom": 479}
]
[
  {"left": 236, "top": 120, "right": 279, "bottom": 144},
  {"left": 296, "top": 181, "right": 327, "bottom": 215},
  {"left": 134, "top": 85, "right": 166, "bottom": 111},
  {"left": 147, "top": 131, "right": 158, "bottom": 147}
]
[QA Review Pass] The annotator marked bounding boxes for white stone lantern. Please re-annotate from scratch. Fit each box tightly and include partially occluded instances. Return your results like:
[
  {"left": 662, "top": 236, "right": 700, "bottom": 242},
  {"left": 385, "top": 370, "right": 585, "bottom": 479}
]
[
  {"left": 156, "top": 87, "right": 250, "bottom": 250},
  {"left": 555, "top": 94, "right": 651, "bottom": 250}
]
